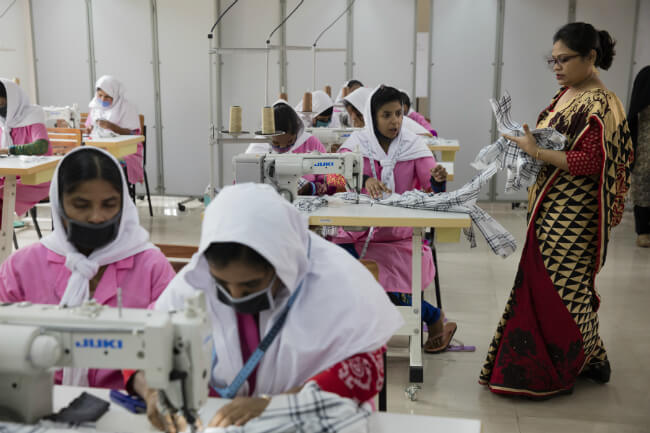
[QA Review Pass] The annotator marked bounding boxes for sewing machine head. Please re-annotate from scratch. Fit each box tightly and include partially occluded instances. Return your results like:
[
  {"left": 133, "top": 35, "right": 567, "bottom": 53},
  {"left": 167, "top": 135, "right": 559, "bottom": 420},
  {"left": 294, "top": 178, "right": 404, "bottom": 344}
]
[
  {"left": 0, "top": 293, "right": 211, "bottom": 425},
  {"left": 233, "top": 151, "right": 363, "bottom": 202},
  {"left": 304, "top": 128, "right": 362, "bottom": 152}
]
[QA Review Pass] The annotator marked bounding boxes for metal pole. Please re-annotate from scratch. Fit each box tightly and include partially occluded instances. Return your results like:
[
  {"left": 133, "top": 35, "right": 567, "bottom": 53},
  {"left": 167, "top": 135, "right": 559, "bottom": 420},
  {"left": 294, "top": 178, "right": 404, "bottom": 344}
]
[
  {"left": 411, "top": 0, "right": 417, "bottom": 103},
  {"left": 345, "top": 0, "right": 354, "bottom": 79},
  {"left": 213, "top": 0, "right": 224, "bottom": 192},
  {"left": 312, "top": 45, "right": 317, "bottom": 91},
  {"left": 149, "top": 0, "right": 165, "bottom": 194},
  {"left": 27, "top": 0, "right": 39, "bottom": 103},
  {"left": 489, "top": 0, "right": 505, "bottom": 202},
  {"left": 626, "top": 0, "right": 641, "bottom": 106},
  {"left": 85, "top": 0, "right": 97, "bottom": 99},
  {"left": 279, "top": 0, "right": 287, "bottom": 98},
  {"left": 568, "top": 0, "right": 576, "bottom": 22},
  {"left": 427, "top": 0, "right": 433, "bottom": 119},
  {"left": 265, "top": 41, "right": 270, "bottom": 105}
]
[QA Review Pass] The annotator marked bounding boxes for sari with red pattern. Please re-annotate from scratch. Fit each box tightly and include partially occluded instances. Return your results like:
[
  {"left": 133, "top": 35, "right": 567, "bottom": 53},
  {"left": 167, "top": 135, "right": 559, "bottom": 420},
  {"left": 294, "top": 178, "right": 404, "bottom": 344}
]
[{"left": 479, "top": 88, "right": 633, "bottom": 398}]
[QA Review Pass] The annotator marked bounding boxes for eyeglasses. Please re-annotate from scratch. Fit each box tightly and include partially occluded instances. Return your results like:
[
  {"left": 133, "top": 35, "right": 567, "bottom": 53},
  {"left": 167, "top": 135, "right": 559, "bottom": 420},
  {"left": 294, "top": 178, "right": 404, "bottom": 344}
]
[{"left": 545, "top": 54, "right": 580, "bottom": 69}]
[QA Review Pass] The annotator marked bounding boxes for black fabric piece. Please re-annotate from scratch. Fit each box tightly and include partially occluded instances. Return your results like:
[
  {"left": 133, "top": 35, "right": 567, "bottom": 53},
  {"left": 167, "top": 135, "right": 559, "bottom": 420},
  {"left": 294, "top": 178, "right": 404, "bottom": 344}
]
[
  {"left": 430, "top": 177, "right": 447, "bottom": 194},
  {"left": 634, "top": 205, "right": 650, "bottom": 234},
  {"left": 628, "top": 66, "right": 650, "bottom": 170},
  {"left": 362, "top": 174, "right": 370, "bottom": 188},
  {"left": 44, "top": 392, "right": 110, "bottom": 425}
]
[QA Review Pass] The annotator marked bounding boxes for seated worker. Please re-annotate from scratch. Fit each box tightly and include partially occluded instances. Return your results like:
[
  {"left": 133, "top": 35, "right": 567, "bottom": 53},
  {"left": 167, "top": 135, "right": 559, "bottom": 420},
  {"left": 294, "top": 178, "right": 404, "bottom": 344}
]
[
  {"left": 334, "top": 79, "right": 364, "bottom": 106},
  {"left": 85, "top": 75, "right": 145, "bottom": 185},
  {"left": 295, "top": 90, "right": 341, "bottom": 128},
  {"left": 343, "top": 87, "right": 373, "bottom": 128},
  {"left": 245, "top": 100, "right": 331, "bottom": 196},
  {"left": 0, "top": 78, "right": 51, "bottom": 225},
  {"left": 0, "top": 147, "right": 176, "bottom": 388},
  {"left": 128, "top": 183, "right": 403, "bottom": 430},
  {"left": 400, "top": 90, "right": 437, "bottom": 137},
  {"left": 335, "top": 85, "right": 456, "bottom": 353}
]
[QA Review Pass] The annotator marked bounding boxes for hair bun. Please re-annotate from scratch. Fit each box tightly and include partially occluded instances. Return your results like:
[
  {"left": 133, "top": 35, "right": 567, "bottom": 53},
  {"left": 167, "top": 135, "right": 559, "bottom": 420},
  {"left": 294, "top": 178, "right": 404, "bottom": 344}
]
[{"left": 597, "top": 30, "right": 616, "bottom": 70}]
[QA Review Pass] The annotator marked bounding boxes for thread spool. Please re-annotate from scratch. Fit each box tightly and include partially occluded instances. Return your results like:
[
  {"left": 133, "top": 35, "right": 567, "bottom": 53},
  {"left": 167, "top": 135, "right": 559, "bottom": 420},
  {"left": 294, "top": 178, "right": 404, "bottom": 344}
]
[
  {"left": 324, "top": 85, "right": 332, "bottom": 97},
  {"left": 12, "top": 77, "right": 20, "bottom": 85},
  {"left": 302, "top": 92, "right": 312, "bottom": 113},
  {"left": 229, "top": 106, "right": 242, "bottom": 133},
  {"left": 342, "top": 86, "right": 350, "bottom": 98},
  {"left": 279, "top": 92, "right": 288, "bottom": 101},
  {"left": 261, "top": 106, "right": 275, "bottom": 135}
]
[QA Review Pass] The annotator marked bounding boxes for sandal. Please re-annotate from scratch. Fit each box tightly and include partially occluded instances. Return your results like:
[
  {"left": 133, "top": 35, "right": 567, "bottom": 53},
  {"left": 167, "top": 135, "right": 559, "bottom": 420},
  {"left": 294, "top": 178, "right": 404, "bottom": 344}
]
[
  {"left": 423, "top": 321, "right": 457, "bottom": 354},
  {"left": 447, "top": 338, "right": 476, "bottom": 352}
]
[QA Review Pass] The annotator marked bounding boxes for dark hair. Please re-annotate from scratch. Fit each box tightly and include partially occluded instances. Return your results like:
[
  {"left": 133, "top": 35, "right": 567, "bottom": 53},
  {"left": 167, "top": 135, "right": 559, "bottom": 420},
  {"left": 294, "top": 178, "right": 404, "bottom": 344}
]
[
  {"left": 343, "top": 100, "right": 362, "bottom": 119},
  {"left": 317, "top": 106, "right": 333, "bottom": 119},
  {"left": 274, "top": 103, "right": 302, "bottom": 135},
  {"left": 0, "top": 81, "right": 6, "bottom": 99},
  {"left": 400, "top": 91, "right": 411, "bottom": 111},
  {"left": 370, "top": 85, "right": 403, "bottom": 139},
  {"left": 58, "top": 149, "right": 123, "bottom": 197},
  {"left": 204, "top": 242, "right": 272, "bottom": 270},
  {"left": 627, "top": 66, "right": 650, "bottom": 169},
  {"left": 553, "top": 22, "right": 616, "bottom": 70},
  {"left": 347, "top": 79, "right": 364, "bottom": 88}
]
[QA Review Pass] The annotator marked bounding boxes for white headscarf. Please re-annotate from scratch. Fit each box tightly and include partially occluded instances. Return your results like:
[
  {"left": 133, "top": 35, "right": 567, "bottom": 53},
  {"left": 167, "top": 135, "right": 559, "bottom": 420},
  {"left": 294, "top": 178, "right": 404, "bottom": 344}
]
[
  {"left": 245, "top": 100, "right": 311, "bottom": 154},
  {"left": 343, "top": 87, "right": 372, "bottom": 120},
  {"left": 0, "top": 78, "right": 46, "bottom": 149},
  {"left": 155, "top": 183, "right": 403, "bottom": 397},
  {"left": 295, "top": 90, "right": 340, "bottom": 128},
  {"left": 340, "top": 86, "right": 432, "bottom": 192},
  {"left": 88, "top": 75, "right": 140, "bottom": 131}
]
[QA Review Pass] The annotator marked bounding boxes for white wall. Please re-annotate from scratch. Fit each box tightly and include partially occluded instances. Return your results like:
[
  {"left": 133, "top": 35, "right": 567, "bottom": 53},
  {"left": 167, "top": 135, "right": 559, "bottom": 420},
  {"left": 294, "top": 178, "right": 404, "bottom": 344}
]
[
  {"left": 430, "top": 0, "right": 496, "bottom": 200},
  {"left": 630, "top": 0, "right": 650, "bottom": 96},
  {"left": 0, "top": 0, "right": 37, "bottom": 101}
]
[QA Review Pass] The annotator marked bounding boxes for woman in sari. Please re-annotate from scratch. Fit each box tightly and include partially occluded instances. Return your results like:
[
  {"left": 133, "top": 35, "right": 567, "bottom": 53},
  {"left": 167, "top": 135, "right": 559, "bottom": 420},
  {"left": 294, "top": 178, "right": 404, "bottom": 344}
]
[{"left": 479, "top": 22, "right": 633, "bottom": 398}]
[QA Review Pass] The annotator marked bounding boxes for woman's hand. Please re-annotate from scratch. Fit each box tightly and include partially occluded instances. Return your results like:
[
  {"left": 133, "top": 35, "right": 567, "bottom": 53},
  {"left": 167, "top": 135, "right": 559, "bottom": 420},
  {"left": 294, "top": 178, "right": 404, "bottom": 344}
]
[
  {"left": 503, "top": 123, "right": 538, "bottom": 157},
  {"left": 144, "top": 389, "right": 189, "bottom": 433},
  {"left": 431, "top": 165, "right": 447, "bottom": 182},
  {"left": 208, "top": 396, "right": 271, "bottom": 428},
  {"left": 316, "top": 182, "right": 328, "bottom": 196},
  {"left": 365, "top": 178, "right": 391, "bottom": 199},
  {"left": 96, "top": 119, "right": 117, "bottom": 132}
]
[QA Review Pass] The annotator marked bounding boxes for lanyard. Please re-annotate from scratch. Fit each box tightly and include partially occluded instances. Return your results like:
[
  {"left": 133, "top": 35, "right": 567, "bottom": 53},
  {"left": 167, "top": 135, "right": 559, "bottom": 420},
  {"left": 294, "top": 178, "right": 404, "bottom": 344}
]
[{"left": 210, "top": 238, "right": 310, "bottom": 398}]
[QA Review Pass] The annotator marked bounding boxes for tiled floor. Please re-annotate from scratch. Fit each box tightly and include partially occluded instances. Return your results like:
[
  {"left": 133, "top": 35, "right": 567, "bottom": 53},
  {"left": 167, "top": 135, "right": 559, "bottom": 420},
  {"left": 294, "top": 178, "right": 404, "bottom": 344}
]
[{"left": 14, "top": 197, "right": 650, "bottom": 433}]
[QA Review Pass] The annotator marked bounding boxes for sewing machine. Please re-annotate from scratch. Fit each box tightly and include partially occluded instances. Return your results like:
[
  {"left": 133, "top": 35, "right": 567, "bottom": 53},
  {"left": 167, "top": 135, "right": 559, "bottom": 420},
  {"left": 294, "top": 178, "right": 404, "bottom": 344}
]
[
  {"left": 43, "top": 105, "right": 81, "bottom": 128},
  {"left": 304, "top": 127, "right": 362, "bottom": 151},
  {"left": 0, "top": 293, "right": 211, "bottom": 428},
  {"left": 233, "top": 151, "right": 363, "bottom": 202}
]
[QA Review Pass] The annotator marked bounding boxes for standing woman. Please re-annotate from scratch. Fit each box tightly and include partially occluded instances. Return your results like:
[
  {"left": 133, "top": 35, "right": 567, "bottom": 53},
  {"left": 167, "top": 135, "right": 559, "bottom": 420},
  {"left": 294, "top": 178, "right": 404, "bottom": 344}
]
[
  {"left": 86, "top": 75, "right": 144, "bottom": 185},
  {"left": 628, "top": 66, "right": 650, "bottom": 247},
  {"left": 0, "top": 78, "right": 52, "bottom": 224},
  {"left": 480, "top": 23, "right": 633, "bottom": 398}
]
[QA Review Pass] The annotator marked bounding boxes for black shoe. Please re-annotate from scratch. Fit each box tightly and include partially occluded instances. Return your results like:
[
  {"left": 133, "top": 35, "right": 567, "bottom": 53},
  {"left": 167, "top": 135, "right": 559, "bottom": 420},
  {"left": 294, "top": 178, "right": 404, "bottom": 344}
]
[{"left": 580, "top": 359, "right": 611, "bottom": 384}]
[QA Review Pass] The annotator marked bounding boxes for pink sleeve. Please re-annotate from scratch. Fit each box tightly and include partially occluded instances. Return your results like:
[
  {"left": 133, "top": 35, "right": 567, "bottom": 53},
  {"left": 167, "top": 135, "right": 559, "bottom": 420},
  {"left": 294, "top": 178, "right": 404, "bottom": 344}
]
[
  {"left": 414, "top": 156, "right": 436, "bottom": 191},
  {"left": 0, "top": 256, "right": 26, "bottom": 303},
  {"left": 85, "top": 115, "right": 93, "bottom": 129},
  {"left": 409, "top": 112, "right": 433, "bottom": 131},
  {"left": 145, "top": 251, "right": 177, "bottom": 309},
  {"left": 28, "top": 123, "right": 53, "bottom": 155}
]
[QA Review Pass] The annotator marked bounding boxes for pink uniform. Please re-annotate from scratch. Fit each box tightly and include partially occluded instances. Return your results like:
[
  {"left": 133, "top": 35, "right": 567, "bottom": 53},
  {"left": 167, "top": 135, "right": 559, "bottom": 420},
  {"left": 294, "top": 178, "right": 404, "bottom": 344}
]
[
  {"left": 0, "top": 243, "right": 176, "bottom": 389},
  {"left": 408, "top": 111, "right": 436, "bottom": 136},
  {"left": 332, "top": 153, "right": 436, "bottom": 293},
  {"left": 0, "top": 123, "right": 52, "bottom": 217},
  {"left": 85, "top": 116, "right": 144, "bottom": 185}
]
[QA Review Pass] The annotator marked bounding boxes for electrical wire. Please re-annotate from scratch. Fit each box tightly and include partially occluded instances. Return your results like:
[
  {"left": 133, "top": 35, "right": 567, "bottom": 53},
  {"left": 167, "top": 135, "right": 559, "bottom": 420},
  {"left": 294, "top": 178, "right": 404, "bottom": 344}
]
[
  {"left": 313, "top": 0, "right": 356, "bottom": 47},
  {"left": 267, "top": 0, "right": 304, "bottom": 43},
  {"left": 209, "top": 0, "right": 239, "bottom": 34},
  {"left": 0, "top": 0, "right": 18, "bottom": 19}
]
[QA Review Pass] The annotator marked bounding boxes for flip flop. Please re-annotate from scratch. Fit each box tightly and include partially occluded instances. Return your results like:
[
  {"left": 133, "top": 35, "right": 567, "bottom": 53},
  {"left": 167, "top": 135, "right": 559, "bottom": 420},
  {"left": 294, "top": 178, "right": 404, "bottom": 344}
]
[
  {"left": 447, "top": 338, "right": 476, "bottom": 352},
  {"left": 424, "top": 321, "right": 457, "bottom": 354}
]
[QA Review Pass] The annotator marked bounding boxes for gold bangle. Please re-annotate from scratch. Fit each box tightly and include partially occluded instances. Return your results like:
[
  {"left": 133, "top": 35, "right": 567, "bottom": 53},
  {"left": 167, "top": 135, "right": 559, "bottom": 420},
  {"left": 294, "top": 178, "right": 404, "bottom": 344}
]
[{"left": 535, "top": 148, "right": 542, "bottom": 160}]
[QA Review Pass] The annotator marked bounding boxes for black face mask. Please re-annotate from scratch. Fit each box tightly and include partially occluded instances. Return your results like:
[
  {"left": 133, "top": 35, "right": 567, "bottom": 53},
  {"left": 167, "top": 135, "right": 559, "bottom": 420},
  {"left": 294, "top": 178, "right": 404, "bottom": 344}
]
[
  {"left": 62, "top": 211, "right": 122, "bottom": 252},
  {"left": 0, "top": 106, "right": 6, "bottom": 118},
  {"left": 215, "top": 275, "right": 276, "bottom": 315}
]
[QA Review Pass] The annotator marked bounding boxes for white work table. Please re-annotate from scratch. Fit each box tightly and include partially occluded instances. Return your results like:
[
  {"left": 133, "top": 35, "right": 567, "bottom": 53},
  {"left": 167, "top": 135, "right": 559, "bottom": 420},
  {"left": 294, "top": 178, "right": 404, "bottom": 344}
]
[
  {"left": 301, "top": 197, "right": 470, "bottom": 386},
  {"left": 83, "top": 135, "right": 144, "bottom": 159},
  {"left": 48, "top": 386, "right": 481, "bottom": 433},
  {"left": 0, "top": 155, "right": 62, "bottom": 263},
  {"left": 427, "top": 137, "right": 460, "bottom": 162}
]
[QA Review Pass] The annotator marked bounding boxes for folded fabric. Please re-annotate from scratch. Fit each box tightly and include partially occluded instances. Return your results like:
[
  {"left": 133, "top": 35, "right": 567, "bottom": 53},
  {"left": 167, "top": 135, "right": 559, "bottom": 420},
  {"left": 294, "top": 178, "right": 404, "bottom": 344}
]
[
  {"left": 203, "top": 381, "right": 370, "bottom": 433},
  {"left": 472, "top": 91, "right": 567, "bottom": 193},
  {"left": 42, "top": 392, "right": 109, "bottom": 425}
]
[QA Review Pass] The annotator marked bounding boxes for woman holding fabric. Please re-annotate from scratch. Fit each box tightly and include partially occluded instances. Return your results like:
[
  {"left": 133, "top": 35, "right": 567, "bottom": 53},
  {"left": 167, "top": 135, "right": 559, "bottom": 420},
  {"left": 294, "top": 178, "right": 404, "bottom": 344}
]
[
  {"left": 130, "top": 183, "right": 402, "bottom": 430},
  {"left": 85, "top": 75, "right": 144, "bottom": 185},
  {"left": 479, "top": 22, "right": 633, "bottom": 398},
  {"left": 0, "top": 147, "right": 176, "bottom": 388},
  {"left": 334, "top": 85, "right": 455, "bottom": 353},
  {"left": 0, "top": 78, "right": 51, "bottom": 224},
  {"left": 628, "top": 66, "right": 650, "bottom": 247}
]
